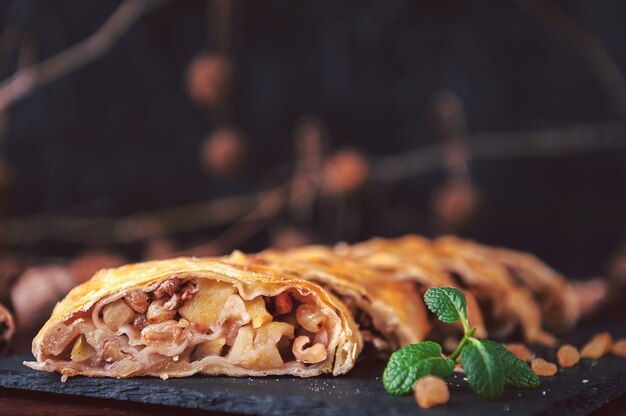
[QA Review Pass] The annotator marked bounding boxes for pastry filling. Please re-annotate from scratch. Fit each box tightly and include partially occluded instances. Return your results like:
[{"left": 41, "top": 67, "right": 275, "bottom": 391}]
[
  {"left": 315, "top": 283, "right": 392, "bottom": 354},
  {"left": 35, "top": 277, "right": 335, "bottom": 378}
]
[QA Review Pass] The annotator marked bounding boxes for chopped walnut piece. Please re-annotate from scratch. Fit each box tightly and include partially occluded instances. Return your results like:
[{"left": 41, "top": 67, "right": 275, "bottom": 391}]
[
  {"left": 581, "top": 332, "right": 613, "bottom": 359},
  {"left": 163, "top": 282, "right": 197, "bottom": 311},
  {"left": 132, "top": 314, "right": 148, "bottom": 331},
  {"left": 531, "top": 358, "right": 557, "bottom": 376},
  {"left": 503, "top": 343, "right": 532, "bottom": 362},
  {"left": 557, "top": 344, "right": 580, "bottom": 368},
  {"left": 163, "top": 293, "right": 182, "bottom": 311},
  {"left": 292, "top": 335, "right": 328, "bottom": 364},
  {"left": 612, "top": 339, "right": 626, "bottom": 357},
  {"left": 414, "top": 376, "right": 449, "bottom": 409},
  {"left": 123, "top": 290, "right": 149, "bottom": 314},
  {"left": 181, "top": 283, "right": 196, "bottom": 300},
  {"left": 274, "top": 292, "right": 293, "bottom": 315},
  {"left": 153, "top": 277, "right": 182, "bottom": 298}
]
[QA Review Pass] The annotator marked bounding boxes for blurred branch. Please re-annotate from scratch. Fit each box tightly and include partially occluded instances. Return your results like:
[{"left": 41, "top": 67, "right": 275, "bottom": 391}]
[
  {"left": 2, "top": 190, "right": 263, "bottom": 245},
  {"left": 0, "top": 0, "right": 167, "bottom": 114},
  {"left": 0, "top": 26, "right": 20, "bottom": 79},
  {"left": 208, "top": 0, "right": 233, "bottom": 54},
  {"left": 373, "top": 121, "right": 626, "bottom": 182},
  {"left": 431, "top": 90, "right": 471, "bottom": 182},
  {"left": 3, "top": 121, "right": 626, "bottom": 246},
  {"left": 515, "top": 0, "right": 626, "bottom": 119},
  {"left": 171, "top": 179, "right": 299, "bottom": 257},
  {"left": 430, "top": 90, "right": 479, "bottom": 232}
]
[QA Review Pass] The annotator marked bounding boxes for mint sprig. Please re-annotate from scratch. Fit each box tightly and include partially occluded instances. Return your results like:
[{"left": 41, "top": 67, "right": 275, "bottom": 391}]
[
  {"left": 383, "top": 341, "right": 455, "bottom": 395},
  {"left": 382, "top": 287, "right": 539, "bottom": 400},
  {"left": 461, "top": 338, "right": 504, "bottom": 399},
  {"left": 485, "top": 340, "right": 539, "bottom": 389},
  {"left": 424, "top": 286, "right": 469, "bottom": 331}
]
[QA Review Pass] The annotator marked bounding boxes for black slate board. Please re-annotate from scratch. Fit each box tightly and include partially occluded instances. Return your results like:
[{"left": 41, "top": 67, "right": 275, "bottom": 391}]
[
  {"left": 1, "top": 317, "right": 625, "bottom": 415},
  {"left": 0, "top": 353, "right": 624, "bottom": 415}
]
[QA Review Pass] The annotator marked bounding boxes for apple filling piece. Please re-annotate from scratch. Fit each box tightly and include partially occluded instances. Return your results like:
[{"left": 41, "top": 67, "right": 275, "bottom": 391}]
[{"left": 36, "top": 277, "right": 334, "bottom": 379}]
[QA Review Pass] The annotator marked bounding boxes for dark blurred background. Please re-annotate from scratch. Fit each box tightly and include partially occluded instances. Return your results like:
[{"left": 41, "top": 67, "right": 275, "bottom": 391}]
[{"left": 0, "top": 1, "right": 625, "bottom": 349}]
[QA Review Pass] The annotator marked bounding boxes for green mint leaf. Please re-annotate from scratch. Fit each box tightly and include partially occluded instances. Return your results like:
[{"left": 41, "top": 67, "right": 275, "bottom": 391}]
[
  {"left": 461, "top": 338, "right": 504, "bottom": 399},
  {"left": 483, "top": 340, "right": 540, "bottom": 389},
  {"left": 383, "top": 341, "right": 455, "bottom": 395},
  {"left": 424, "top": 287, "right": 468, "bottom": 329}
]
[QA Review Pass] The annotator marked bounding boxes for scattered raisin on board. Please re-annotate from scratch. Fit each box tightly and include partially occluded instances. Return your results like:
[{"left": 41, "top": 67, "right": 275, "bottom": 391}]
[
  {"left": 531, "top": 358, "right": 558, "bottom": 376},
  {"left": 414, "top": 376, "right": 449, "bottom": 409},
  {"left": 581, "top": 332, "right": 613, "bottom": 359},
  {"left": 610, "top": 339, "right": 626, "bottom": 357},
  {"left": 557, "top": 344, "right": 580, "bottom": 368},
  {"left": 503, "top": 343, "right": 532, "bottom": 362}
]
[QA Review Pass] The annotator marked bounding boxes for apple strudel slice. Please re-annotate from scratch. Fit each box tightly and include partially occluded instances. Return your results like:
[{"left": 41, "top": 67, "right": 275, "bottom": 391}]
[{"left": 25, "top": 257, "right": 362, "bottom": 379}]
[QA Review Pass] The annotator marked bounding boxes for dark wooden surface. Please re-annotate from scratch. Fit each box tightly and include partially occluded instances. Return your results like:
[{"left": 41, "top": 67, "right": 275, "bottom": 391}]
[{"left": 0, "top": 388, "right": 232, "bottom": 416}]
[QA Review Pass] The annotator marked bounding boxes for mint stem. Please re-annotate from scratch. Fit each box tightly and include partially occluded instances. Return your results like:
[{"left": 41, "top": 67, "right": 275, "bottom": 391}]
[
  {"left": 448, "top": 327, "right": 476, "bottom": 361},
  {"left": 461, "top": 317, "right": 470, "bottom": 334}
]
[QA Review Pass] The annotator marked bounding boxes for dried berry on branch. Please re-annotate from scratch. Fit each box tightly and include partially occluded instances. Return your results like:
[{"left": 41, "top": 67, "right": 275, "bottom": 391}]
[
  {"left": 432, "top": 180, "right": 479, "bottom": 231},
  {"left": 200, "top": 127, "right": 247, "bottom": 177},
  {"left": 185, "top": 53, "right": 232, "bottom": 107},
  {"left": 144, "top": 238, "right": 177, "bottom": 260},
  {"left": 271, "top": 227, "right": 311, "bottom": 250},
  {"left": 322, "top": 150, "right": 369, "bottom": 196}
]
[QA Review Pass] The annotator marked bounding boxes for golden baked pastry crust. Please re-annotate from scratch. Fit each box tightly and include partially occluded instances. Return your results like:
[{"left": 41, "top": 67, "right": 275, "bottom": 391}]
[
  {"left": 27, "top": 234, "right": 581, "bottom": 379},
  {"left": 28, "top": 257, "right": 362, "bottom": 378}
]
